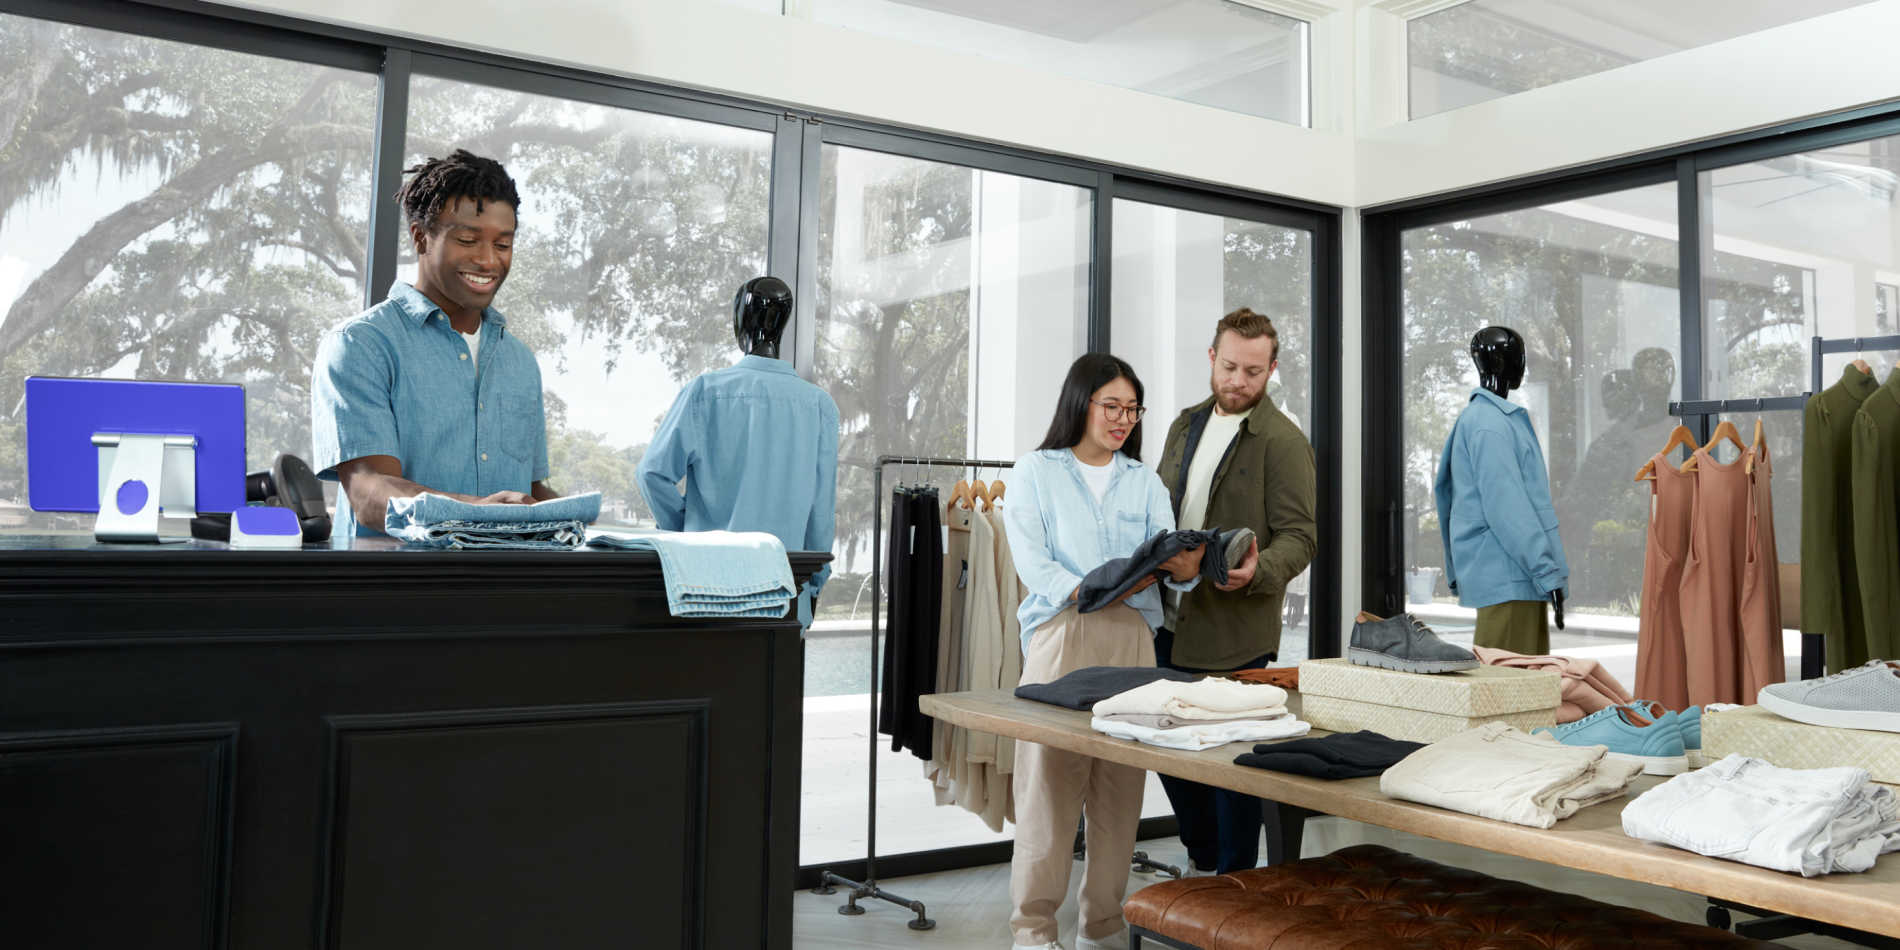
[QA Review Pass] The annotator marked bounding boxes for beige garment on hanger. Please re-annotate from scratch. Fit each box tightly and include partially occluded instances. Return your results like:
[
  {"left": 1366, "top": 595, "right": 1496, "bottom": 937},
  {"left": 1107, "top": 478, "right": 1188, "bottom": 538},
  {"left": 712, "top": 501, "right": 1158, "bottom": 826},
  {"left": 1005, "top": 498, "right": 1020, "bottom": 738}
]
[
  {"left": 1635, "top": 452, "right": 1695, "bottom": 710},
  {"left": 927, "top": 505, "right": 974, "bottom": 806}
]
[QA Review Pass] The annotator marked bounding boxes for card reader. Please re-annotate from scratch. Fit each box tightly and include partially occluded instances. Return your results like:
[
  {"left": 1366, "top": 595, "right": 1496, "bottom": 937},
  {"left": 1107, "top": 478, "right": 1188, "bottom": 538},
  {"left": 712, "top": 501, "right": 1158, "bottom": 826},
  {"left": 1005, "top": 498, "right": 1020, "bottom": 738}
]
[{"left": 230, "top": 505, "right": 303, "bottom": 549}]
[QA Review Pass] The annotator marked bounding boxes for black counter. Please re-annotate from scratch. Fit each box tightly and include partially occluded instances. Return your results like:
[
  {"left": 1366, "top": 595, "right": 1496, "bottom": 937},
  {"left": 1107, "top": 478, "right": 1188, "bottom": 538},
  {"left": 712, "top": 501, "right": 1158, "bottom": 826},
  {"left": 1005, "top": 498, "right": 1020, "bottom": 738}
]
[{"left": 0, "top": 534, "right": 826, "bottom": 949}]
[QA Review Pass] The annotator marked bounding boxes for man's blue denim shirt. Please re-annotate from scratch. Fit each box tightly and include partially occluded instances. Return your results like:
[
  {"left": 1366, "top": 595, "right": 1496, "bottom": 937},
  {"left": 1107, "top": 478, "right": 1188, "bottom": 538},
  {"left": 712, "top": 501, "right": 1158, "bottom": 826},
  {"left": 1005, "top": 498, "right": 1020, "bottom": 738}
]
[{"left": 310, "top": 281, "right": 549, "bottom": 538}]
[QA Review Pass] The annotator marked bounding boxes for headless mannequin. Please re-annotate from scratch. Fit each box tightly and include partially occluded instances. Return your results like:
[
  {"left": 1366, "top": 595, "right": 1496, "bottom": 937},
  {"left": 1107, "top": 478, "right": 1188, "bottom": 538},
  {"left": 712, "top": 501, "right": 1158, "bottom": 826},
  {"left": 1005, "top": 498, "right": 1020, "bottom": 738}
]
[
  {"left": 1470, "top": 326, "right": 1566, "bottom": 630},
  {"left": 735, "top": 275, "right": 793, "bottom": 359}
]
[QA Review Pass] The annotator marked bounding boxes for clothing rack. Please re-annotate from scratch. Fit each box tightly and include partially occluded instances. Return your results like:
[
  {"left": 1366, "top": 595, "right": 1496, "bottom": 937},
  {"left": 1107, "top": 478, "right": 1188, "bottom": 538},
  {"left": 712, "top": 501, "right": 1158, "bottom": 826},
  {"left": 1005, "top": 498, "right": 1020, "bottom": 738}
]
[
  {"left": 1664, "top": 334, "right": 1900, "bottom": 680},
  {"left": 813, "top": 454, "right": 1015, "bottom": 930}
]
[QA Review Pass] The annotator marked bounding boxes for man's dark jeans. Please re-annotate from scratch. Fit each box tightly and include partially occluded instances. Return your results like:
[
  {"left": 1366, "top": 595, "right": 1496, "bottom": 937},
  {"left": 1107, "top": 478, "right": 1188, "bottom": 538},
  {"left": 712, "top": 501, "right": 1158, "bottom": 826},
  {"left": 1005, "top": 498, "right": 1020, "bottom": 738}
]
[{"left": 1154, "top": 626, "right": 1274, "bottom": 873}]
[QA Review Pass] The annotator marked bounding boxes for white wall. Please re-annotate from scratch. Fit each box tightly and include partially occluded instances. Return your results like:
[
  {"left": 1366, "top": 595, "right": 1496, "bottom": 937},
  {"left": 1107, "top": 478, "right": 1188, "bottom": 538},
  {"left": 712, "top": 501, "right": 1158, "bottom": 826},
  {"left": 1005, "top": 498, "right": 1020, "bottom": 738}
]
[
  {"left": 222, "top": 0, "right": 1358, "bottom": 206},
  {"left": 1355, "top": 0, "right": 1900, "bottom": 207}
]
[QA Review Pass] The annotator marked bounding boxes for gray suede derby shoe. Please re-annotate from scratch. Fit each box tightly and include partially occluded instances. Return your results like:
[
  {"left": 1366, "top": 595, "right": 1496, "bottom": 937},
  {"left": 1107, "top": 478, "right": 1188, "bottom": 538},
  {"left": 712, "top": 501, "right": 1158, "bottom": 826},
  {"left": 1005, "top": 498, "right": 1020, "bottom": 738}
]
[{"left": 1348, "top": 611, "right": 1479, "bottom": 674}]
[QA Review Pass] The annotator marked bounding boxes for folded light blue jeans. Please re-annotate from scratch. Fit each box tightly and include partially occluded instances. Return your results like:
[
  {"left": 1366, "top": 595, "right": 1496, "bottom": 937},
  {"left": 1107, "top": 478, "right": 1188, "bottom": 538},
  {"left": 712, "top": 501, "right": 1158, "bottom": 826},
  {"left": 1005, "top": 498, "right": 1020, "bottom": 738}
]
[
  {"left": 384, "top": 492, "right": 601, "bottom": 550},
  {"left": 588, "top": 529, "right": 796, "bottom": 620}
]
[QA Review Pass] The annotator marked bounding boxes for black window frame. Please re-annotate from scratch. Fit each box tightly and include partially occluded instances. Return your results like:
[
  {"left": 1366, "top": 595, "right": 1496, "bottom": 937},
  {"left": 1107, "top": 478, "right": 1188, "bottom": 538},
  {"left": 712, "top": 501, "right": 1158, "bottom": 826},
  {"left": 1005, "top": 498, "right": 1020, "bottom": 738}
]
[
  {"left": 5, "top": 0, "right": 1343, "bottom": 881},
  {"left": 1360, "top": 102, "right": 1900, "bottom": 681}
]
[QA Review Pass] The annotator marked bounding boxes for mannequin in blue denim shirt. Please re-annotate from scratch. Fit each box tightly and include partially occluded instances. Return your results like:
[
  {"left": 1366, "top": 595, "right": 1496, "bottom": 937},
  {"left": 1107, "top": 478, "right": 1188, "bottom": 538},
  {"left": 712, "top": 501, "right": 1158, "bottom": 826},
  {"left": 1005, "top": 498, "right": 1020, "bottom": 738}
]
[
  {"left": 1434, "top": 326, "right": 1568, "bottom": 654},
  {"left": 636, "top": 277, "right": 840, "bottom": 622}
]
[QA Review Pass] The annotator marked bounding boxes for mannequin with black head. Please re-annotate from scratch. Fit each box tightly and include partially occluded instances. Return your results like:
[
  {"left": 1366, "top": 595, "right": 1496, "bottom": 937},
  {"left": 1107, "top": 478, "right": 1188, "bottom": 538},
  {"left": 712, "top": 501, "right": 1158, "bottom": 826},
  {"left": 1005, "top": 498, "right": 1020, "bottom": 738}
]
[
  {"left": 635, "top": 274, "right": 841, "bottom": 628},
  {"left": 1463, "top": 325, "right": 1565, "bottom": 631},
  {"left": 735, "top": 276, "right": 793, "bottom": 359}
]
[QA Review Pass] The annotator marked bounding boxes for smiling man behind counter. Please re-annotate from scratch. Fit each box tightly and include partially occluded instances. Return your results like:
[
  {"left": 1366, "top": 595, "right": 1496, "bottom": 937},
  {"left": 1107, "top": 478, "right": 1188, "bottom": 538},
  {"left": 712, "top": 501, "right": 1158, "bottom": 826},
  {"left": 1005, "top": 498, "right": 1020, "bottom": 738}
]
[{"left": 311, "top": 149, "right": 558, "bottom": 538}]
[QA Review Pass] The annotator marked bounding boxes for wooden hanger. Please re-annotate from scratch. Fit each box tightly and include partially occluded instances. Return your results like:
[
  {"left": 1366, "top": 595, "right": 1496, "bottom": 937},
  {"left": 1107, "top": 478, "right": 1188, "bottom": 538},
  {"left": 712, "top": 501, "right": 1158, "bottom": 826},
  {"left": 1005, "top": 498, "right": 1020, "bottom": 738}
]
[
  {"left": 970, "top": 479, "right": 993, "bottom": 511},
  {"left": 989, "top": 479, "right": 1005, "bottom": 507},
  {"left": 1634, "top": 425, "right": 1699, "bottom": 481},
  {"left": 1690, "top": 419, "right": 1747, "bottom": 473},
  {"left": 1747, "top": 417, "right": 1765, "bottom": 475},
  {"left": 1853, "top": 358, "right": 1873, "bottom": 375}
]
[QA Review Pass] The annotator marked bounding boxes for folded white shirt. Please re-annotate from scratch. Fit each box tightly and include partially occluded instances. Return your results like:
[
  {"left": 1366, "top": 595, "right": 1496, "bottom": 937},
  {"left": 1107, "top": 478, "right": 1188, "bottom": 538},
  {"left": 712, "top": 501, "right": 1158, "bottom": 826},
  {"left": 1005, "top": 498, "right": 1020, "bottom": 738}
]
[
  {"left": 1091, "top": 714, "right": 1310, "bottom": 751},
  {"left": 1092, "top": 677, "right": 1288, "bottom": 721}
]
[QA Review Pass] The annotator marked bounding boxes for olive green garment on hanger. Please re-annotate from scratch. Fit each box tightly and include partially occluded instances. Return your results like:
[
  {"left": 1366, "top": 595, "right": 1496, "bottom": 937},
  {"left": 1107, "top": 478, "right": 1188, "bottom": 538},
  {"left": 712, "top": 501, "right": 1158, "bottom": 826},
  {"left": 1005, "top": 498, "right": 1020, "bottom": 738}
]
[
  {"left": 1803, "top": 364, "right": 1879, "bottom": 673},
  {"left": 1850, "top": 368, "right": 1900, "bottom": 668},
  {"left": 1475, "top": 600, "right": 1549, "bottom": 656}
]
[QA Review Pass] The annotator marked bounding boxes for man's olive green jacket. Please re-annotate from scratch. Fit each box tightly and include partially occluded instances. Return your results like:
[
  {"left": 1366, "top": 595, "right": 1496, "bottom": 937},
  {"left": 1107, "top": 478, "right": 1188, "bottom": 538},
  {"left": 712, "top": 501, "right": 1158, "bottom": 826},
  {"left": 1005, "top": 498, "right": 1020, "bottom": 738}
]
[{"left": 1155, "top": 394, "right": 1317, "bottom": 669}]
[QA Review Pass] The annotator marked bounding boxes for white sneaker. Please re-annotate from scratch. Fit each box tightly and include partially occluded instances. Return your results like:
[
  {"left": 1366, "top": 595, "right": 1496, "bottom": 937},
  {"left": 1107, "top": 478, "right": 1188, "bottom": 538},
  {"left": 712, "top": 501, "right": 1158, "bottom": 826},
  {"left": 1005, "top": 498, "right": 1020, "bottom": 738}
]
[
  {"left": 1011, "top": 942, "right": 1063, "bottom": 950},
  {"left": 1077, "top": 930, "right": 1127, "bottom": 950}
]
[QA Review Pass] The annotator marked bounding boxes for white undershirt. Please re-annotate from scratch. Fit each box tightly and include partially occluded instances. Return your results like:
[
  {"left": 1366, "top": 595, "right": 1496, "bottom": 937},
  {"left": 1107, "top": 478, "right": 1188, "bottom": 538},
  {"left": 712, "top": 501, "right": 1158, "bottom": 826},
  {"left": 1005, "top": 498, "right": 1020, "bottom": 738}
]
[
  {"left": 1167, "top": 407, "right": 1248, "bottom": 624},
  {"left": 1075, "top": 452, "right": 1114, "bottom": 504},
  {"left": 461, "top": 327, "right": 482, "bottom": 371},
  {"left": 1178, "top": 408, "right": 1248, "bottom": 532}
]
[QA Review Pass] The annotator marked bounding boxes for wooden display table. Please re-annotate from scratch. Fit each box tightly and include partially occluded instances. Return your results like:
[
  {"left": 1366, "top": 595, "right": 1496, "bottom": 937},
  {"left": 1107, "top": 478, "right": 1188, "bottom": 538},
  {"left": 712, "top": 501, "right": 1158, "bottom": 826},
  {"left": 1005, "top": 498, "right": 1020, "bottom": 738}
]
[{"left": 920, "top": 688, "right": 1900, "bottom": 939}]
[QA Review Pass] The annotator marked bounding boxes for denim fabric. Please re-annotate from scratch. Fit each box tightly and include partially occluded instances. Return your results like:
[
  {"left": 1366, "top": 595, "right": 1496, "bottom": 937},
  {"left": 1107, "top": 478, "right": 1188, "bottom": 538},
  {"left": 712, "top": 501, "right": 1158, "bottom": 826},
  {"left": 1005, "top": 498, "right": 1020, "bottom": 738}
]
[
  {"left": 1004, "top": 449, "right": 1195, "bottom": 644},
  {"left": 383, "top": 491, "right": 600, "bottom": 550},
  {"left": 1433, "top": 389, "right": 1569, "bottom": 608},
  {"left": 588, "top": 528, "right": 796, "bottom": 619},
  {"left": 1076, "top": 528, "right": 1225, "bottom": 613},
  {"left": 1622, "top": 754, "right": 1900, "bottom": 876},
  {"left": 311, "top": 282, "right": 549, "bottom": 538},
  {"left": 635, "top": 355, "right": 840, "bottom": 613}
]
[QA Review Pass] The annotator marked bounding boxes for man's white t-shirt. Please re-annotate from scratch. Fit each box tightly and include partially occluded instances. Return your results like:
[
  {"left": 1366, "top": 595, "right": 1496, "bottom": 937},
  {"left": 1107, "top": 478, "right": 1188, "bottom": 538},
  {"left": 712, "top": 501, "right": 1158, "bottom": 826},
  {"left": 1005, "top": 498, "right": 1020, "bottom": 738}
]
[
  {"left": 461, "top": 327, "right": 482, "bottom": 371},
  {"left": 1075, "top": 451, "right": 1114, "bottom": 504},
  {"left": 1166, "top": 407, "right": 1249, "bottom": 627},
  {"left": 1179, "top": 408, "right": 1248, "bottom": 532}
]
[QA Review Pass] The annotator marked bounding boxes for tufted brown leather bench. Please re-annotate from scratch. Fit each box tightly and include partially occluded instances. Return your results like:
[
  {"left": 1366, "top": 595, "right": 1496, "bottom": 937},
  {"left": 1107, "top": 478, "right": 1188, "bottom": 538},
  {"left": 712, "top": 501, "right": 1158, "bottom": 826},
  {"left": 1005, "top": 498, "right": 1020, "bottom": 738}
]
[{"left": 1123, "top": 844, "right": 1780, "bottom": 949}]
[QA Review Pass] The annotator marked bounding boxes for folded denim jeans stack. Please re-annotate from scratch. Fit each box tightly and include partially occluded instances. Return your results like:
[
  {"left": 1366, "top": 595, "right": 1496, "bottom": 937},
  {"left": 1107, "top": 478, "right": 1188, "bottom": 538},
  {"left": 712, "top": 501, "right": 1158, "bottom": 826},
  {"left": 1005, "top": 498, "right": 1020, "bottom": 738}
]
[
  {"left": 1075, "top": 526, "right": 1254, "bottom": 613},
  {"left": 1089, "top": 676, "right": 1308, "bottom": 751},
  {"left": 1623, "top": 754, "right": 1900, "bottom": 876},
  {"left": 588, "top": 529, "right": 796, "bottom": 619},
  {"left": 1379, "top": 721, "right": 1644, "bottom": 828},
  {"left": 384, "top": 491, "right": 601, "bottom": 550}
]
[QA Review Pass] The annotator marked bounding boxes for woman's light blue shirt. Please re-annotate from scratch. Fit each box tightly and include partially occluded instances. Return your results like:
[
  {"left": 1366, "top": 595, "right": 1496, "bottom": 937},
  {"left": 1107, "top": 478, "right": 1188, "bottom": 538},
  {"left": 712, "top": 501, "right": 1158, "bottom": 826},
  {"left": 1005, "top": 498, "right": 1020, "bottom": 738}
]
[{"left": 1003, "top": 448, "right": 1197, "bottom": 649}]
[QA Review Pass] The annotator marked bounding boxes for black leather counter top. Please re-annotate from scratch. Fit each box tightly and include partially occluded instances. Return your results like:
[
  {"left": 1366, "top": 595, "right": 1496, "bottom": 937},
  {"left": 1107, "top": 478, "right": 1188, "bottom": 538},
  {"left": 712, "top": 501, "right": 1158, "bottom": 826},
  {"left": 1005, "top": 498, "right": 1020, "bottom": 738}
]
[{"left": 0, "top": 534, "right": 826, "bottom": 949}]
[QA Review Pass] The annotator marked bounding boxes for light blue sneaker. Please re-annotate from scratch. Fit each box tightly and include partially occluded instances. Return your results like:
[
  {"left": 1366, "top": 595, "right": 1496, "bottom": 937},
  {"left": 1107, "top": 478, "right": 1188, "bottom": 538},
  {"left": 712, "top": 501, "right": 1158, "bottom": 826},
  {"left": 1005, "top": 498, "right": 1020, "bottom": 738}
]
[
  {"left": 1533, "top": 704, "right": 1687, "bottom": 775},
  {"left": 1628, "top": 701, "right": 1703, "bottom": 768}
]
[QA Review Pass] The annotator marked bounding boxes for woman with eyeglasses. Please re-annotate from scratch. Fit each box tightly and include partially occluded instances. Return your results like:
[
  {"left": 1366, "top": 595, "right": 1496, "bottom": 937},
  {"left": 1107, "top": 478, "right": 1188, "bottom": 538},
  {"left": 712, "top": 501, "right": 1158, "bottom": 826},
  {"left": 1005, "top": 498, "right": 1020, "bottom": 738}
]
[{"left": 1002, "top": 353, "right": 1202, "bottom": 950}]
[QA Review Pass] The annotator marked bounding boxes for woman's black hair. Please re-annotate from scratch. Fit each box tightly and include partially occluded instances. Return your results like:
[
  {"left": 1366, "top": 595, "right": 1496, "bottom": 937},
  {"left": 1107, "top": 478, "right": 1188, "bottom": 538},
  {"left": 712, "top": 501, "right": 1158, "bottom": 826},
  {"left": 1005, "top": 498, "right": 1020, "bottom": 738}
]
[{"left": 1036, "top": 353, "right": 1146, "bottom": 460}]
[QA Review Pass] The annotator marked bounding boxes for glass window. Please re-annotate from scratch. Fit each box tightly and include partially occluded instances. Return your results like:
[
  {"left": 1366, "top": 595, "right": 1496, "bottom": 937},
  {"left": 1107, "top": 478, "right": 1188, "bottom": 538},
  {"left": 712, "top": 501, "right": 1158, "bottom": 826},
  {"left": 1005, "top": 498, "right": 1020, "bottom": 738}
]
[
  {"left": 801, "top": 144, "right": 1091, "bottom": 864},
  {"left": 1109, "top": 198, "right": 1315, "bottom": 659},
  {"left": 0, "top": 13, "right": 377, "bottom": 533},
  {"left": 1408, "top": 0, "right": 1875, "bottom": 119},
  {"left": 1702, "top": 134, "right": 1900, "bottom": 402},
  {"left": 401, "top": 76, "right": 774, "bottom": 527},
  {"left": 807, "top": 0, "right": 1309, "bottom": 126},
  {"left": 1399, "top": 183, "right": 1680, "bottom": 680},
  {"left": 1698, "top": 134, "right": 1900, "bottom": 677}
]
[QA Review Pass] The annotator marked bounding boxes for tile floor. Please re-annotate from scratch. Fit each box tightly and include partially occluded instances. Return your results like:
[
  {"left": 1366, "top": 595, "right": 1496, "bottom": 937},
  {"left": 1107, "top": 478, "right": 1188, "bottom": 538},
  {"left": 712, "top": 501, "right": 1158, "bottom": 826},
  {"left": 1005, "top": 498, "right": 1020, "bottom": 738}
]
[{"left": 794, "top": 817, "right": 1866, "bottom": 949}]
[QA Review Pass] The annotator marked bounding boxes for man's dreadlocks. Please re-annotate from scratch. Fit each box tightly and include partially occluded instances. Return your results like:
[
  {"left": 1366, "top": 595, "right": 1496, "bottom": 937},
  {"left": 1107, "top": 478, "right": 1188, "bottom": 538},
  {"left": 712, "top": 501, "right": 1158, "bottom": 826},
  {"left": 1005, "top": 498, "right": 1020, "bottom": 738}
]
[{"left": 395, "top": 149, "right": 521, "bottom": 236}]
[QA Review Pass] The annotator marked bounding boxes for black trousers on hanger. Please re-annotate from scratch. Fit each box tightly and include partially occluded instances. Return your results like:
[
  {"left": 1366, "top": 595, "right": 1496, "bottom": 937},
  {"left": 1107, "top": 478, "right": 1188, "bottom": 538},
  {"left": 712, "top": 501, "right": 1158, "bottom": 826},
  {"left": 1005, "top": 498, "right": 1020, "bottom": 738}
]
[
  {"left": 877, "top": 490, "right": 913, "bottom": 746},
  {"left": 877, "top": 489, "right": 944, "bottom": 760}
]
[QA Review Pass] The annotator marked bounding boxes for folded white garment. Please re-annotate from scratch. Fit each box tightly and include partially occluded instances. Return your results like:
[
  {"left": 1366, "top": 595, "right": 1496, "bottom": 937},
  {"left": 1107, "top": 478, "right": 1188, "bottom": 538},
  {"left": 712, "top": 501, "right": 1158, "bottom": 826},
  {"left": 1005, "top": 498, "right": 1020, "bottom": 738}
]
[
  {"left": 1380, "top": 722, "right": 1643, "bottom": 829},
  {"left": 1097, "top": 712, "right": 1266, "bottom": 730},
  {"left": 1090, "top": 715, "right": 1309, "bottom": 751},
  {"left": 1622, "top": 754, "right": 1900, "bottom": 876},
  {"left": 1092, "top": 677, "right": 1288, "bottom": 721}
]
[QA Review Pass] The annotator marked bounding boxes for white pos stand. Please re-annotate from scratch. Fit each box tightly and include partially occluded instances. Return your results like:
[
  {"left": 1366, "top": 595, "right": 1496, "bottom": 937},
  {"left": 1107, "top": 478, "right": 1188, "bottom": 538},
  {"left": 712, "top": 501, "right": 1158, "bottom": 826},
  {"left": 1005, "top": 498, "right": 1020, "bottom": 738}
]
[{"left": 91, "top": 432, "right": 197, "bottom": 542}]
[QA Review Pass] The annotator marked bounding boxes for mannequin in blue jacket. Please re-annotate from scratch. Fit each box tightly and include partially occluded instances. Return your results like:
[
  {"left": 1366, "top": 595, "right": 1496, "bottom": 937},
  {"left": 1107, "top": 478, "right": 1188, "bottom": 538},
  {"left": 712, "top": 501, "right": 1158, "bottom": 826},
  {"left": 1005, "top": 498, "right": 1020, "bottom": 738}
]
[{"left": 1433, "top": 326, "right": 1567, "bottom": 653}]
